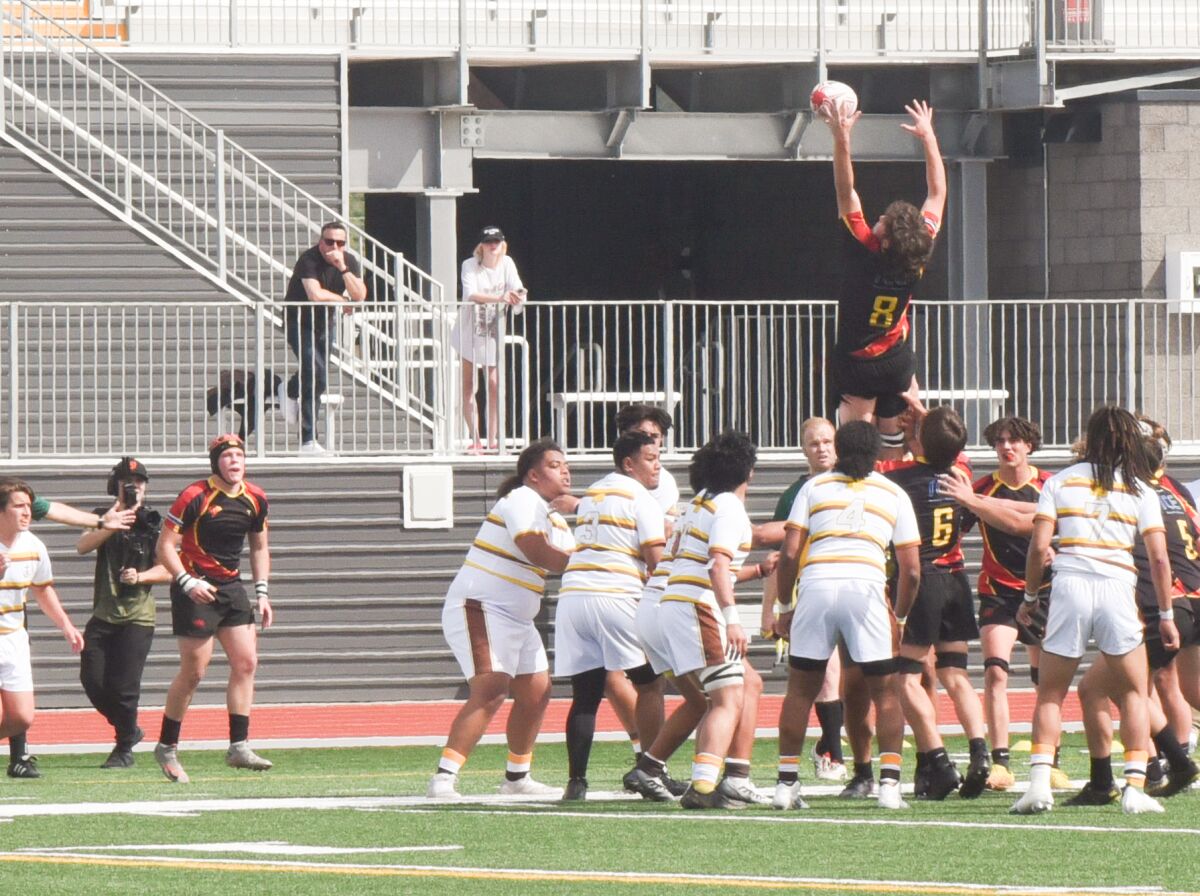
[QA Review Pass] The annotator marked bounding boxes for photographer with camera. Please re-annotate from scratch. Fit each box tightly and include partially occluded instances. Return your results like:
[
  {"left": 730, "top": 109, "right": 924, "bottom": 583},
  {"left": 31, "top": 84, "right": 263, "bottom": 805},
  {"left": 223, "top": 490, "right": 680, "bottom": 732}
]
[{"left": 76, "top": 457, "right": 169, "bottom": 769}]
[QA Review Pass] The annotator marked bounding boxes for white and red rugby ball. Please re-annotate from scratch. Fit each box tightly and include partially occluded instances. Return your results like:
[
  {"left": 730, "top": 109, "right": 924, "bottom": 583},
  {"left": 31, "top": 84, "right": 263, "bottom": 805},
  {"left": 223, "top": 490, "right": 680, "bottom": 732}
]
[{"left": 810, "top": 80, "right": 858, "bottom": 121}]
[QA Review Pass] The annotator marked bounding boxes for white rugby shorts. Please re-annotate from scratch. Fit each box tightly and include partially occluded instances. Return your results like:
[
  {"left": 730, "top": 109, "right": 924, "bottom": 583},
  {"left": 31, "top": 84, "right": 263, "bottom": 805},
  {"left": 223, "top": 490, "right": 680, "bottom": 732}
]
[
  {"left": 1042, "top": 572, "right": 1143, "bottom": 659},
  {"left": 0, "top": 628, "right": 34, "bottom": 692},
  {"left": 553, "top": 592, "right": 647, "bottom": 677},
  {"left": 635, "top": 593, "right": 674, "bottom": 675},
  {"left": 442, "top": 595, "right": 548, "bottom": 679},
  {"left": 789, "top": 578, "right": 896, "bottom": 665},
  {"left": 656, "top": 599, "right": 740, "bottom": 689}
]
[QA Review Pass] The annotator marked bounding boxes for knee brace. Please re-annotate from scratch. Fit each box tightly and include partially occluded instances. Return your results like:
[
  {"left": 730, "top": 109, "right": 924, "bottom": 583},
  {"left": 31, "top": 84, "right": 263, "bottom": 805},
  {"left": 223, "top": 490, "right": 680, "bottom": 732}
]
[
  {"left": 570, "top": 668, "right": 607, "bottom": 711},
  {"left": 894, "top": 656, "right": 925, "bottom": 676},
  {"left": 935, "top": 651, "right": 968, "bottom": 670},
  {"left": 983, "top": 657, "right": 1010, "bottom": 674},
  {"left": 698, "top": 661, "right": 744, "bottom": 694}
]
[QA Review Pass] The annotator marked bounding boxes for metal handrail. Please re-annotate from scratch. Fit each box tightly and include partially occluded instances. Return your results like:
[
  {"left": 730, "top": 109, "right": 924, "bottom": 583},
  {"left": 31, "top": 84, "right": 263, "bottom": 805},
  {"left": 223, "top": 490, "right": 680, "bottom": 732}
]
[{"left": 0, "top": 1, "right": 448, "bottom": 445}]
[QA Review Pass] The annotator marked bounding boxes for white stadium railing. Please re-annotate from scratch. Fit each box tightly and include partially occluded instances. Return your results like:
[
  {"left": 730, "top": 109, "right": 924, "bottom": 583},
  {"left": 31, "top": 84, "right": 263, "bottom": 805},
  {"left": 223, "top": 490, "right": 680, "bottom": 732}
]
[
  {"left": 50, "top": 1, "right": 1200, "bottom": 57},
  {"left": 5, "top": 297, "right": 1200, "bottom": 460},
  {"left": 0, "top": 1, "right": 451, "bottom": 452}
]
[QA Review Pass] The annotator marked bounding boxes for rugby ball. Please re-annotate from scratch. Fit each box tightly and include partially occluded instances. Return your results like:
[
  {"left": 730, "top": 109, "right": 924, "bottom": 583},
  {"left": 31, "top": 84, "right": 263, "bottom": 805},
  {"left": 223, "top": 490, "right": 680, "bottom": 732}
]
[{"left": 810, "top": 80, "right": 858, "bottom": 122}]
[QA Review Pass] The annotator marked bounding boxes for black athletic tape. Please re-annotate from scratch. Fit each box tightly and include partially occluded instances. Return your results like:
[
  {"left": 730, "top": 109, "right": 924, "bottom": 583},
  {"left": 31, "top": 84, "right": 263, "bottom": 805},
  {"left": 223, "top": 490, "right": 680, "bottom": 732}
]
[
  {"left": 894, "top": 657, "right": 925, "bottom": 676},
  {"left": 880, "top": 431, "right": 906, "bottom": 448},
  {"left": 625, "top": 662, "right": 659, "bottom": 687},
  {"left": 983, "top": 657, "right": 1011, "bottom": 673},
  {"left": 935, "top": 652, "right": 968, "bottom": 670},
  {"left": 788, "top": 655, "right": 829, "bottom": 673}
]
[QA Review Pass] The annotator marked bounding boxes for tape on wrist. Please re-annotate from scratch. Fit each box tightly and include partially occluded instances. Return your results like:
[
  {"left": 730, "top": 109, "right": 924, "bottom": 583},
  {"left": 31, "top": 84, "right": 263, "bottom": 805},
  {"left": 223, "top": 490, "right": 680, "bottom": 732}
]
[
  {"left": 1022, "top": 589, "right": 1040, "bottom": 604},
  {"left": 175, "top": 571, "right": 198, "bottom": 592},
  {"left": 255, "top": 580, "right": 269, "bottom": 599},
  {"left": 1160, "top": 608, "right": 1175, "bottom": 622},
  {"left": 721, "top": 604, "right": 741, "bottom": 627}
]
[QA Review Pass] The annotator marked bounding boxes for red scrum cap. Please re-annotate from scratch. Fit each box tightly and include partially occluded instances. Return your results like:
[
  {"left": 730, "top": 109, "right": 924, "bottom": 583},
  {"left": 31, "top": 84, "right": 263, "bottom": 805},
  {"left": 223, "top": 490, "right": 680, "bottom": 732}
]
[{"left": 208, "top": 433, "right": 246, "bottom": 474}]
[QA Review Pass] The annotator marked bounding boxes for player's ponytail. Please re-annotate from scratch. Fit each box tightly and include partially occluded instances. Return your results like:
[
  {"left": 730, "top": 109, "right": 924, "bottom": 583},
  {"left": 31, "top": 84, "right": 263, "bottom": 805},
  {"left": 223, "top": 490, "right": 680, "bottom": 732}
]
[{"left": 497, "top": 438, "right": 563, "bottom": 497}]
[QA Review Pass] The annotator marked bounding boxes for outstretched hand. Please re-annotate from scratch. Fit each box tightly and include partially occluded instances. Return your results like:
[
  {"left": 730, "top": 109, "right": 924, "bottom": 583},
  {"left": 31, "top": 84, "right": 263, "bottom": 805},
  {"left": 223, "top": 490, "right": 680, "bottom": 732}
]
[
  {"left": 825, "top": 104, "right": 862, "bottom": 137},
  {"left": 901, "top": 99, "right": 935, "bottom": 141}
]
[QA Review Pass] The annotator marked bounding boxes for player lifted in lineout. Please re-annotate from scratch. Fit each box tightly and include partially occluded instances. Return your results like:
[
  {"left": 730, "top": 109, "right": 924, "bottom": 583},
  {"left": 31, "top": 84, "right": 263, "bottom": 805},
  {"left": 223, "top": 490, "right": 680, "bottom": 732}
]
[{"left": 826, "top": 98, "right": 946, "bottom": 459}]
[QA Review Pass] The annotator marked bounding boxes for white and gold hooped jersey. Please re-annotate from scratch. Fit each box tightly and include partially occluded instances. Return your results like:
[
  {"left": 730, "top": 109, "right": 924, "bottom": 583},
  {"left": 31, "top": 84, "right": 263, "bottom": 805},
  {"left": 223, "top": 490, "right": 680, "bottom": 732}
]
[
  {"left": 447, "top": 485, "right": 576, "bottom": 621},
  {"left": 1037, "top": 461, "right": 1164, "bottom": 586},
  {"left": 0, "top": 530, "right": 52, "bottom": 636},
  {"left": 643, "top": 490, "right": 707, "bottom": 601},
  {"left": 560, "top": 472, "right": 666, "bottom": 599},
  {"left": 661, "top": 490, "right": 752, "bottom": 611},
  {"left": 787, "top": 470, "right": 920, "bottom": 586}
]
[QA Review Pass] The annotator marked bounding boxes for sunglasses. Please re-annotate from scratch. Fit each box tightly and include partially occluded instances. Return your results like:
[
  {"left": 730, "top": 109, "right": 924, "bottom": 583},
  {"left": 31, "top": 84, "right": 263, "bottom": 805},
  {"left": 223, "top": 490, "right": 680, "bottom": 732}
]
[{"left": 322, "top": 238, "right": 347, "bottom": 248}]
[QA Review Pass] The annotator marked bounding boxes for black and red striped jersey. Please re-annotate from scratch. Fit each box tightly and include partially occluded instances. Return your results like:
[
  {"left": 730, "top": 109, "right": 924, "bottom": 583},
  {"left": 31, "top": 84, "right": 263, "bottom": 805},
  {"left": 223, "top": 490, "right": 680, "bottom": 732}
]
[
  {"left": 1134, "top": 473, "right": 1200, "bottom": 613},
  {"left": 837, "top": 209, "right": 939, "bottom": 360},
  {"left": 966, "top": 468, "right": 1052, "bottom": 596},
  {"left": 883, "top": 454, "right": 970, "bottom": 573},
  {"left": 166, "top": 476, "right": 269, "bottom": 584}
]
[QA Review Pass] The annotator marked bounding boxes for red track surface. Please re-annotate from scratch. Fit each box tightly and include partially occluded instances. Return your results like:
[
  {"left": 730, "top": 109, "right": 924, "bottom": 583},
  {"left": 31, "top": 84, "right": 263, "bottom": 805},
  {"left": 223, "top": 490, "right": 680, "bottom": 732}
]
[{"left": 30, "top": 691, "right": 1083, "bottom": 745}]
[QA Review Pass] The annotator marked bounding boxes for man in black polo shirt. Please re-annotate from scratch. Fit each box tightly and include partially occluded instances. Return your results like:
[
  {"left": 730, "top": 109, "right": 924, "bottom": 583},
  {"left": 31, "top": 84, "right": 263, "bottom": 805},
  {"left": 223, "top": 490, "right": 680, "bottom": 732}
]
[{"left": 281, "top": 221, "right": 367, "bottom": 456}]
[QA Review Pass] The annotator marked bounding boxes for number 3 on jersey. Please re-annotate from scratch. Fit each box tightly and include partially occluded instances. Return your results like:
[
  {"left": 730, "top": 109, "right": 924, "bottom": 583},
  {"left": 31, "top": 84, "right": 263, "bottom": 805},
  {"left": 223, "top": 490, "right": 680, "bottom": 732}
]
[{"left": 870, "top": 294, "right": 898, "bottom": 329}]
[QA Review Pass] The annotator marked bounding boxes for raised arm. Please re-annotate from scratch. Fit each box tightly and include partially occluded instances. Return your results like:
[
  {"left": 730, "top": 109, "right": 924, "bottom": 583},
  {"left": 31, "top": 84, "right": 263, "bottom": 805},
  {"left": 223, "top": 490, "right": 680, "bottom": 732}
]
[
  {"left": 901, "top": 100, "right": 946, "bottom": 224},
  {"left": 828, "top": 106, "right": 864, "bottom": 219}
]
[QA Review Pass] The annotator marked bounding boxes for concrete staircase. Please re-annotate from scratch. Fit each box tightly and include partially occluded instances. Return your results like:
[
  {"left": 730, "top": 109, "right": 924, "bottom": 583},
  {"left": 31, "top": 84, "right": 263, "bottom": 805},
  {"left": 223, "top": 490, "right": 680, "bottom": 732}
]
[{"left": 18, "top": 458, "right": 1086, "bottom": 710}]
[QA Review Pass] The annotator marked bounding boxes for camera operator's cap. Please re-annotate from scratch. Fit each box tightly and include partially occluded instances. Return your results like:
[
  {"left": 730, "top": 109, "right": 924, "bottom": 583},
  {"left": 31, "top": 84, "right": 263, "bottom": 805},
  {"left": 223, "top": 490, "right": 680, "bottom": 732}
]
[
  {"left": 112, "top": 456, "right": 149, "bottom": 482},
  {"left": 478, "top": 226, "right": 505, "bottom": 244},
  {"left": 208, "top": 432, "right": 246, "bottom": 473}
]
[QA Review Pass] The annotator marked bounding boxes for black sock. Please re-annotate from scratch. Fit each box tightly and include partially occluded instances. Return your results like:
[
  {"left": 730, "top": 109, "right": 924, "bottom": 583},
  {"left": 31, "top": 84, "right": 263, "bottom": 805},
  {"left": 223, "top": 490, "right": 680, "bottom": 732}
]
[
  {"left": 1147, "top": 756, "right": 1165, "bottom": 785},
  {"left": 814, "top": 700, "right": 845, "bottom": 762},
  {"left": 1090, "top": 755, "right": 1114, "bottom": 789},
  {"left": 992, "top": 747, "right": 1011, "bottom": 768},
  {"left": 929, "top": 747, "right": 951, "bottom": 770},
  {"left": 1153, "top": 725, "right": 1191, "bottom": 770},
  {"left": 229, "top": 713, "right": 250, "bottom": 744},
  {"left": 637, "top": 752, "right": 666, "bottom": 776},
  {"left": 158, "top": 716, "right": 182, "bottom": 747},
  {"left": 565, "top": 668, "right": 606, "bottom": 780},
  {"left": 725, "top": 759, "right": 750, "bottom": 780},
  {"left": 9, "top": 733, "right": 27, "bottom": 760},
  {"left": 853, "top": 760, "right": 874, "bottom": 781},
  {"left": 969, "top": 737, "right": 988, "bottom": 760},
  {"left": 1053, "top": 745, "right": 1062, "bottom": 768},
  {"left": 915, "top": 751, "right": 929, "bottom": 772}
]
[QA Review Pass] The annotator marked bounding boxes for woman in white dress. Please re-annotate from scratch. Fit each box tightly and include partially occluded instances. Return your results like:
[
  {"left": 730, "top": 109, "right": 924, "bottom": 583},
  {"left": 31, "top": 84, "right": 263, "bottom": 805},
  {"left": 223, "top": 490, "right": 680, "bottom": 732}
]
[{"left": 451, "top": 226, "right": 526, "bottom": 454}]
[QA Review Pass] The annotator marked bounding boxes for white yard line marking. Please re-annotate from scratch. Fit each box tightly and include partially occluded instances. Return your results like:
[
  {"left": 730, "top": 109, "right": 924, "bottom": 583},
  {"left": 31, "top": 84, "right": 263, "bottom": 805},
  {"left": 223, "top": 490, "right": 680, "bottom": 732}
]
[
  {"left": 0, "top": 851, "right": 1182, "bottom": 895},
  {"left": 0, "top": 792, "right": 1196, "bottom": 838}
]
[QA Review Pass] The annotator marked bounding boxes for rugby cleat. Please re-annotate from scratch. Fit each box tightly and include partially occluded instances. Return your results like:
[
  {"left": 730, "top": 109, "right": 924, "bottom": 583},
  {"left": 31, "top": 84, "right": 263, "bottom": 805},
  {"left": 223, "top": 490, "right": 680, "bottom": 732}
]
[
  {"left": 1146, "top": 759, "right": 1200, "bottom": 799},
  {"left": 1121, "top": 785, "right": 1165, "bottom": 815},
  {"left": 498, "top": 776, "right": 562, "bottom": 797},
  {"left": 877, "top": 780, "right": 909, "bottom": 810},
  {"left": 6, "top": 754, "right": 40, "bottom": 779},
  {"left": 1063, "top": 782, "right": 1120, "bottom": 807},
  {"left": 562, "top": 777, "right": 588, "bottom": 801},
  {"left": 959, "top": 752, "right": 992, "bottom": 799},
  {"left": 716, "top": 776, "right": 772, "bottom": 806},
  {"left": 661, "top": 770, "right": 689, "bottom": 797},
  {"left": 922, "top": 762, "right": 962, "bottom": 801},
  {"left": 839, "top": 774, "right": 877, "bottom": 799},
  {"left": 621, "top": 767, "right": 640, "bottom": 793},
  {"left": 154, "top": 743, "right": 189, "bottom": 784},
  {"left": 771, "top": 780, "right": 810, "bottom": 810},
  {"left": 426, "top": 772, "right": 461, "bottom": 799},
  {"left": 812, "top": 748, "right": 849, "bottom": 782},
  {"left": 100, "top": 747, "right": 135, "bottom": 769},
  {"left": 1010, "top": 786, "right": 1054, "bottom": 815},
  {"left": 628, "top": 768, "right": 676, "bottom": 802},
  {"left": 226, "top": 741, "right": 273, "bottom": 771},
  {"left": 986, "top": 764, "right": 1016, "bottom": 791},
  {"left": 680, "top": 784, "right": 745, "bottom": 810}
]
